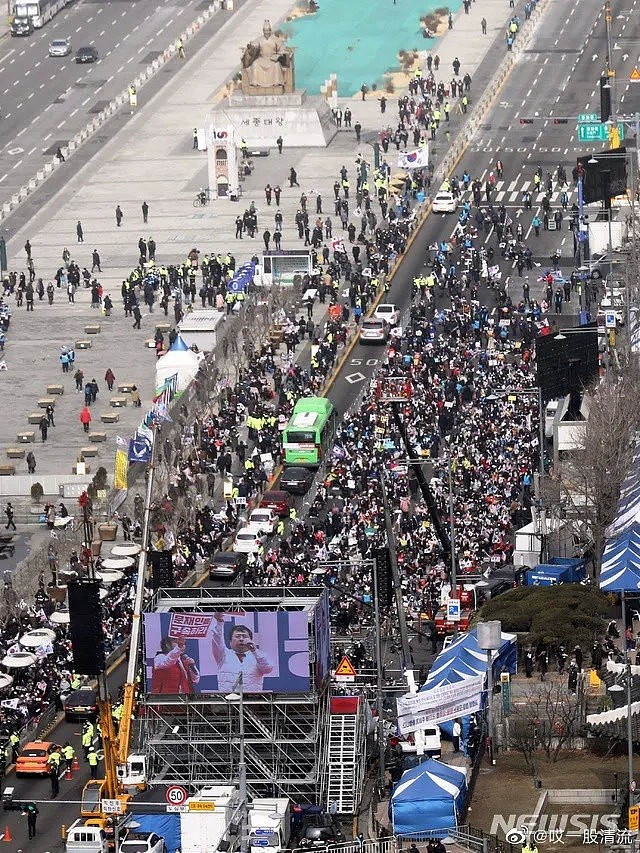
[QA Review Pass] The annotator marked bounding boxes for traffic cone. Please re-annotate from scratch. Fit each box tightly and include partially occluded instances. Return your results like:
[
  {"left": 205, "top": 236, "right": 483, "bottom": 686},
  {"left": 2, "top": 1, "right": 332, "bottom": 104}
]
[
  {"left": 72, "top": 756, "right": 80, "bottom": 772},
  {"left": 65, "top": 766, "right": 72, "bottom": 780},
  {"left": 2, "top": 824, "right": 13, "bottom": 842}
]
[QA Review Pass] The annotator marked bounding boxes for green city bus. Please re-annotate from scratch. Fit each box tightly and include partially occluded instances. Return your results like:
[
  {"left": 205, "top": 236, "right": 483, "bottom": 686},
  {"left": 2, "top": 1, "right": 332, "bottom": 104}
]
[{"left": 282, "top": 397, "right": 337, "bottom": 467}]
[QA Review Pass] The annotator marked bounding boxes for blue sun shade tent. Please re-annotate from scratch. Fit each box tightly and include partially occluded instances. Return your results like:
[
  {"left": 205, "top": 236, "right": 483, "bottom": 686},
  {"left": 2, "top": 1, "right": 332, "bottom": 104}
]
[
  {"left": 128, "top": 814, "right": 180, "bottom": 851},
  {"left": 606, "top": 446, "right": 640, "bottom": 539},
  {"left": 600, "top": 525, "right": 640, "bottom": 592},
  {"left": 390, "top": 758, "right": 467, "bottom": 836},
  {"left": 228, "top": 261, "right": 256, "bottom": 293},
  {"left": 424, "top": 628, "right": 517, "bottom": 689}
]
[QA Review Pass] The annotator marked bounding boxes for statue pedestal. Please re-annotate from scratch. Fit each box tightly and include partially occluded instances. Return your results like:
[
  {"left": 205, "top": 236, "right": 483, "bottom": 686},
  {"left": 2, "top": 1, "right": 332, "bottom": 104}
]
[{"left": 215, "top": 90, "right": 337, "bottom": 148}]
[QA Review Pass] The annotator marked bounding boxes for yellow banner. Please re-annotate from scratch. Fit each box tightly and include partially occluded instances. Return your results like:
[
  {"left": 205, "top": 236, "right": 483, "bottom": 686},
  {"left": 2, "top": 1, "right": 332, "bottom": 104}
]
[{"left": 114, "top": 449, "right": 128, "bottom": 491}]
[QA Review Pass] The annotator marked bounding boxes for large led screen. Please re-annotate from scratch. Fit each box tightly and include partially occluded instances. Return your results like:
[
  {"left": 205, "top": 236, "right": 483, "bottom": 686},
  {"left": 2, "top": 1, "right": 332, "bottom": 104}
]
[{"left": 144, "top": 610, "right": 310, "bottom": 694}]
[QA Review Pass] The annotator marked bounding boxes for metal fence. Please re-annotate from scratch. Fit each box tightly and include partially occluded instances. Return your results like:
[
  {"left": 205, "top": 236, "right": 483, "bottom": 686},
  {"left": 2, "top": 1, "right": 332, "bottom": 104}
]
[{"left": 398, "top": 825, "right": 518, "bottom": 853}]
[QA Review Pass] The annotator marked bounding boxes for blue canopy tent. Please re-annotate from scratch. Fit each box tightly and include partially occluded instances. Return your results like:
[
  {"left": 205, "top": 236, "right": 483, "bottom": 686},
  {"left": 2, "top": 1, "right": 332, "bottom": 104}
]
[
  {"left": 228, "top": 261, "right": 256, "bottom": 294},
  {"left": 607, "top": 447, "right": 640, "bottom": 539},
  {"left": 169, "top": 335, "right": 189, "bottom": 351},
  {"left": 600, "top": 525, "right": 640, "bottom": 592},
  {"left": 425, "top": 628, "right": 517, "bottom": 688},
  {"left": 390, "top": 758, "right": 467, "bottom": 836},
  {"left": 129, "top": 814, "right": 180, "bottom": 851},
  {"left": 421, "top": 628, "right": 517, "bottom": 738}
]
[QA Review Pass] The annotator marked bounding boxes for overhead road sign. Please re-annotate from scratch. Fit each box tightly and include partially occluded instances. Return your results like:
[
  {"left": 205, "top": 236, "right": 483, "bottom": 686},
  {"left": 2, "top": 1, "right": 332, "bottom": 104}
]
[{"left": 576, "top": 122, "right": 624, "bottom": 142}]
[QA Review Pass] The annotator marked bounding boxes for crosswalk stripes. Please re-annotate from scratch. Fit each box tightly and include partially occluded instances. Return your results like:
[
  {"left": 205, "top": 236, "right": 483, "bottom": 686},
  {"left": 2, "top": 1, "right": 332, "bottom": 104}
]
[{"left": 457, "top": 175, "right": 576, "bottom": 205}]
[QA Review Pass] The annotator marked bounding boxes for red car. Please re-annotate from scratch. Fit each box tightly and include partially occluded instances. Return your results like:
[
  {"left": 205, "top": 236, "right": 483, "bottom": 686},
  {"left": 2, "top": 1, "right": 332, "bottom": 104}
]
[{"left": 259, "top": 490, "right": 290, "bottom": 517}]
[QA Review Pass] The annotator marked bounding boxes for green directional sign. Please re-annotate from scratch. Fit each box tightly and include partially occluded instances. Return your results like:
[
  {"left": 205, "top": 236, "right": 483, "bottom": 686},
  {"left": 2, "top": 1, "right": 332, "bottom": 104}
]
[
  {"left": 578, "top": 113, "right": 599, "bottom": 123},
  {"left": 576, "top": 122, "right": 624, "bottom": 143}
]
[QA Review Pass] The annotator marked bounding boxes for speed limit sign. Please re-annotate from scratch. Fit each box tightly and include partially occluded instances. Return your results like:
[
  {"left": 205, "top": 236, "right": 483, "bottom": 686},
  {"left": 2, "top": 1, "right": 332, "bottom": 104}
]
[{"left": 166, "top": 785, "right": 188, "bottom": 806}]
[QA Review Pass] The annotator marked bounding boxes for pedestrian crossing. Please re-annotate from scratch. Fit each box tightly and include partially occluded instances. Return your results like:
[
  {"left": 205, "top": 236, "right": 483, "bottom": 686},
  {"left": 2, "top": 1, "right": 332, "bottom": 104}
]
[{"left": 457, "top": 175, "right": 575, "bottom": 206}]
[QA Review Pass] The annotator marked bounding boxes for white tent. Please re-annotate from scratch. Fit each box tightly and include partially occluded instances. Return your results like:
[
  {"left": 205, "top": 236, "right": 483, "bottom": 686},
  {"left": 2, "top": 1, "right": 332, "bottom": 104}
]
[{"left": 155, "top": 336, "right": 201, "bottom": 393}]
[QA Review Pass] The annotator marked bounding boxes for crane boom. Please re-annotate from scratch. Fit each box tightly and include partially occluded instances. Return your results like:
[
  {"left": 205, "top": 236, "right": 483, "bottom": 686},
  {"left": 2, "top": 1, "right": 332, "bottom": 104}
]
[{"left": 117, "top": 434, "right": 157, "bottom": 767}]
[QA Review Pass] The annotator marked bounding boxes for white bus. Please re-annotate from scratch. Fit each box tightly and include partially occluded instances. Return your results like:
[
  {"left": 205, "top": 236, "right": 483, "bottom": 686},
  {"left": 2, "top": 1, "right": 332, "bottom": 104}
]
[{"left": 12, "top": 0, "right": 71, "bottom": 28}]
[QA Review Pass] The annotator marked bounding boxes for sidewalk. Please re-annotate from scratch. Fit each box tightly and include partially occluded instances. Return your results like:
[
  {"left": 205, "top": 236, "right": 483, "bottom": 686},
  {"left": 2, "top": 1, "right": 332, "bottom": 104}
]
[{"left": 0, "top": 0, "right": 535, "bottom": 481}]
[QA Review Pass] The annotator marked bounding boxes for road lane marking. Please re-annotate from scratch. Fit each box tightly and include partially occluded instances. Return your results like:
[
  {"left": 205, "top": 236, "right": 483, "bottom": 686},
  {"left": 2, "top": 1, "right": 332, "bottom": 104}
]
[{"left": 70, "top": 108, "right": 78, "bottom": 116}]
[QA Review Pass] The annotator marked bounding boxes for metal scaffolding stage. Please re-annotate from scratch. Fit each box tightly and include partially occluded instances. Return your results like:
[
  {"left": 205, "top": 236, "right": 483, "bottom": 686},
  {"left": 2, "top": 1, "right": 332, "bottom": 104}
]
[{"left": 135, "top": 587, "right": 331, "bottom": 801}]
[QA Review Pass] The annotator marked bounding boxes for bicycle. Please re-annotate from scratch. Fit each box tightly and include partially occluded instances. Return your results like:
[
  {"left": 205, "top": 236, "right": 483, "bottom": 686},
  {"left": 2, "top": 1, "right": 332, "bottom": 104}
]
[{"left": 193, "top": 188, "right": 211, "bottom": 207}]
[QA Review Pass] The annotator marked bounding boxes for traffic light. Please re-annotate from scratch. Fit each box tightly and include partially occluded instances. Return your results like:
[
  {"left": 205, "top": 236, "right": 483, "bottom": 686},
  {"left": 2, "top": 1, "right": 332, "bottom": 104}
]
[
  {"left": 374, "top": 547, "right": 393, "bottom": 609},
  {"left": 519, "top": 118, "right": 534, "bottom": 124},
  {"left": 600, "top": 75, "right": 611, "bottom": 123},
  {"left": 553, "top": 118, "right": 568, "bottom": 124}
]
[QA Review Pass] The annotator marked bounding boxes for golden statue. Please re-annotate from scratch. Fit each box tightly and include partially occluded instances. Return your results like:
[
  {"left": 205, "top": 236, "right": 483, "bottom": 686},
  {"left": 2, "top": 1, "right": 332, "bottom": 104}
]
[{"left": 240, "top": 20, "right": 295, "bottom": 95}]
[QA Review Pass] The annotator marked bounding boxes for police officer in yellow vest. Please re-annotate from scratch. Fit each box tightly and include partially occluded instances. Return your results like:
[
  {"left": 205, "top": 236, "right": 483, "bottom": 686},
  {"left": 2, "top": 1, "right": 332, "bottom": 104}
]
[
  {"left": 81, "top": 724, "right": 93, "bottom": 760},
  {"left": 48, "top": 747, "right": 61, "bottom": 774},
  {"left": 88, "top": 746, "right": 100, "bottom": 780},
  {"left": 8, "top": 732, "right": 19, "bottom": 763},
  {"left": 63, "top": 742, "right": 75, "bottom": 771}
]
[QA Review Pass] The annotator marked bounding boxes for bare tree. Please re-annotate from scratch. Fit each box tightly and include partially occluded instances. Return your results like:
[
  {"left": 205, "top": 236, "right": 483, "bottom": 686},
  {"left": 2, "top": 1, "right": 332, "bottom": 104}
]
[
  {"left": 506, "top": 682, "right": 583, "bottom": 765},
  {"left": 558, "top": 374, "right": 640, "bottom": 574}
]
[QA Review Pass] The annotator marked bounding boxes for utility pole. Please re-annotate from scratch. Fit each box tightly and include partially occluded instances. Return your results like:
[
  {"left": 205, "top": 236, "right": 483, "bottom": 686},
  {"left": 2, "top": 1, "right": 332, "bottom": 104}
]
[
  {"left": 379, "top": 473, "right": 412, "bottom": 672},
  {"left": 372, "top": 556, "right": 387, "bottom": 794},
  {"left": 447, "top": 449, "right": 458, "bottom": 635}
]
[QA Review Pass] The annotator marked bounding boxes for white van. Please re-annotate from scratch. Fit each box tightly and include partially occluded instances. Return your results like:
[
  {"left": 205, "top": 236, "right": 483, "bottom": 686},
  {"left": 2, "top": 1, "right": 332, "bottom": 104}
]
[
  {"left": 544, "top": 399, "right": 559, "bottom": 440},
  {"left": 65, "top": 820, "right": 109, "bottom": 853},
  {"left": 397, "top": 729, "right": 442, "bottom": 767}
]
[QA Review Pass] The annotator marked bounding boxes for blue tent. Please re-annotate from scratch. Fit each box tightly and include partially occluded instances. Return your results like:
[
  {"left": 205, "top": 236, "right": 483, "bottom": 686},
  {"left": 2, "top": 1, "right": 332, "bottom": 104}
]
[
  {"left": 607, "top": 447, "right": 640, "bottom": 539},
  {"left": 600, "top": 525, "right": 640, "bottom": 592},
  {"left": 228, "top": 261, "right": 256, "bottom": 293},
  {"left": 170, "top": 334, "right": 190, "bottom": 351},
  {"left": 421, "top": 628, "right": 517, "bottom": 739},
  {"left": 129, "top": 814, "right": 180, "bottom": 851},
  {"left": 425, "top": 628, "right": 517, "bottom": 688},
  {"left": 390, "top": 758, "right": 467, "bottom": 836}
]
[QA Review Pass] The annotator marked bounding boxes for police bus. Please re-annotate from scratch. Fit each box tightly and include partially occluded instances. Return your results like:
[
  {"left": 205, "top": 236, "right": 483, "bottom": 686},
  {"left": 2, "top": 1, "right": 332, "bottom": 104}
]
[
  {"left": 11, "top": 0, "right": 70, "bottom": 29},
  {"left": 282, "top": 397, "right": 337, "bottom": 467}
]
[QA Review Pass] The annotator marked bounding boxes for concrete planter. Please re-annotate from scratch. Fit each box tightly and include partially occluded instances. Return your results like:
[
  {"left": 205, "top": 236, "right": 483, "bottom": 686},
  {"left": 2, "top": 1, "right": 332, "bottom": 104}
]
[{"left": 97, "top": 522, "right": 118, "bottom": 542}]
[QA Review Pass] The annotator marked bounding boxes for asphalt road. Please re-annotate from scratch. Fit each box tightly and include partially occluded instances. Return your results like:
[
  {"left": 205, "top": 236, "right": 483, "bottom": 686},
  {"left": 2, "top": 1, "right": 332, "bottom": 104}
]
[
  {"left": 0, "top": 663, "right": 127, "bottom": 852},
  {"left": 326, "top": 0, "right": 639, "bottom": 418},
  {"left": 0, "top": 0, "right": 635, "bottom": 848},
  {"left": 0, "top": 0, "right": 208, "bottom": 206}
]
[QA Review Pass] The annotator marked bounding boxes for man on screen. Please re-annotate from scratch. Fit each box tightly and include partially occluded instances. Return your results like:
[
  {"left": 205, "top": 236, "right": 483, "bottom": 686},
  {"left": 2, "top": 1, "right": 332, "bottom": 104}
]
[
  {"left": 152, "top": 637, "right": 200, "bottom": 694},
  {"left": 212, "top": 613, "right": 274, "bottom": 691}
]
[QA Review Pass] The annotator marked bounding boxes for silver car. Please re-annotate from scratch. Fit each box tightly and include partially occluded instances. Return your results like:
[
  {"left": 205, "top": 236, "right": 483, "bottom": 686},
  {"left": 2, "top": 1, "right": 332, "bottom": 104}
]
[
  {"left": 359, "top": 317, "right": 389, "bottom": 344},
  {"left": 49, "top": 38, "right": 71, "bottom": 57}
]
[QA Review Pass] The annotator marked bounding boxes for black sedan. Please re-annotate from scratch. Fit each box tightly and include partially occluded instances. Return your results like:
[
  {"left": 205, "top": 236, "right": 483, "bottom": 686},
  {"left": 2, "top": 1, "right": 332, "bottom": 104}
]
[
  {"left": 75, "top": 46, "right": 98, "bottom": 63},
  {"left": 64, "top": 688, "right": 98, "bottom": 722},
  {"left": 279, "top": 467, "right": 314, "bottom": 495},
  {"left": 209, "top": 551, "right": 245, "bottom": 581}
]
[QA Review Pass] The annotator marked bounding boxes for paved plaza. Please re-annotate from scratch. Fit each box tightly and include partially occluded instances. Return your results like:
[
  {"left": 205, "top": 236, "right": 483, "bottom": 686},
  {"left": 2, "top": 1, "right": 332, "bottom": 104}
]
[{"left": 2, "top": 0, "right": 523, "bottom": 485}]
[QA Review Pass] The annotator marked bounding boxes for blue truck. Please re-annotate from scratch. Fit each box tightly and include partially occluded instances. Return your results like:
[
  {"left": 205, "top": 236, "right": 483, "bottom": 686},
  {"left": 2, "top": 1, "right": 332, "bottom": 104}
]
[{"left": 525, "top": 556, "right": 587, "bottom": 587}]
